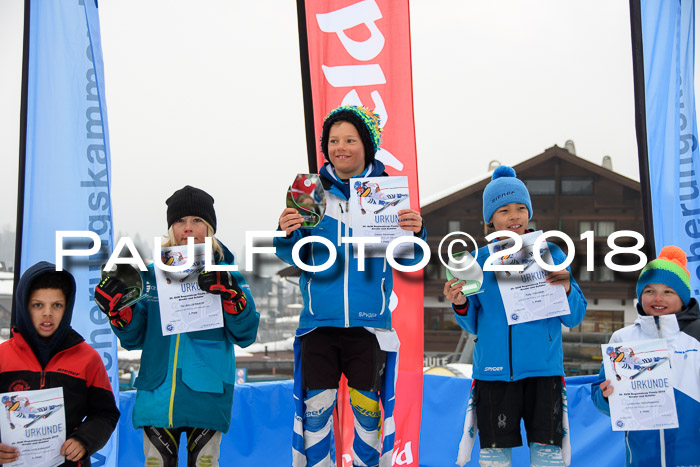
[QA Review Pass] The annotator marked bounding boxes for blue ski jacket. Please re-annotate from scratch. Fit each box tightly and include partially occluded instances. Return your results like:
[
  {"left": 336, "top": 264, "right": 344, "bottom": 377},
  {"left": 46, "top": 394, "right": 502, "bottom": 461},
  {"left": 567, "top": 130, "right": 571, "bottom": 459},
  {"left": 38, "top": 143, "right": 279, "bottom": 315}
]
[
  {"left": 591, "top": 300, "right": 700, "bottom": 466},
  {"left": 112, "top": 243, "right": 259, "bottom": 433},
  {"left": 274, "top": 161, "right": 427, "bottom": 330},
  {"left": 454, "top": 241, "right": 587, "bottom": 381}
]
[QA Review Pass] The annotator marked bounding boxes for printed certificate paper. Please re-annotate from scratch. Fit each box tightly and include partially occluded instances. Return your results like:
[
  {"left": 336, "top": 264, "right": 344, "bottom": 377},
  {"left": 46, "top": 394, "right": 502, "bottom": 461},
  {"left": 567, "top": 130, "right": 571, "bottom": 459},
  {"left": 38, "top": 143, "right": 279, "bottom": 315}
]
[
  {"left": 349, "top": 176, "right": 412, "bottom": 258},
  {"left": 601, "top": 338, "right": 678, "bottom": 431},
  {"left": 156, "top": 243, "right": 223, "bottom": 336},
  {"left": 0, "top": 387, "right": 65, "bottom": 467},
  {"left": 488, "top": 231, "right": 570, "bottom": 325}
]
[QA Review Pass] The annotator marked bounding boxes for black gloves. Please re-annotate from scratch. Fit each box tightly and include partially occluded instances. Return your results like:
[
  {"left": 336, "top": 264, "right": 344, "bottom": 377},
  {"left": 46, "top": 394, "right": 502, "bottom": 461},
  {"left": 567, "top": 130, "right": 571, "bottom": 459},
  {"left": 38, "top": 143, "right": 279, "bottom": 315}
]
[
  {"left": 198, "top": 271, "right": 247, "bottom": 315},
  {"left": 94, "top": 277, "right": 133, "bottom": 328}
]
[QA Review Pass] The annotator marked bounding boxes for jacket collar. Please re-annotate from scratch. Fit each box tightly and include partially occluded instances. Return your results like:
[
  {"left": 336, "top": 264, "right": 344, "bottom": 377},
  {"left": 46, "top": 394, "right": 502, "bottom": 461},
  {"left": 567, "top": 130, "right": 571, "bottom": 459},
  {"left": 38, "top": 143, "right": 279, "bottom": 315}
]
[
  {"left": 633, "top": 312, "right": 681, "bottom": 337},
  {"left": 217, "top": 241, "right": 235, "bottom": 264},
  {"left": 11, "top": 328, "right": 84, "bottom": 365},
  {"left": 676, "top": 297, "right": 700, "bottom": 326},
  {"left": 319, "top": 160, "right": 386, "bottom": 199},
  {"left": 635, "top": 297, "right": 699, "bottom": 330}
]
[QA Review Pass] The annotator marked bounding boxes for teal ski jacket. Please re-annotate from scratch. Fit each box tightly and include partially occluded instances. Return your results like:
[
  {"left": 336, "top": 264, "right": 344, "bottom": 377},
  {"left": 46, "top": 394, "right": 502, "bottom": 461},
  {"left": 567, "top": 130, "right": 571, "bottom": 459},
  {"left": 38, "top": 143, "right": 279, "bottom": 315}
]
[{"left": 112, "top": 243, "right": 259, "bottom": 432}]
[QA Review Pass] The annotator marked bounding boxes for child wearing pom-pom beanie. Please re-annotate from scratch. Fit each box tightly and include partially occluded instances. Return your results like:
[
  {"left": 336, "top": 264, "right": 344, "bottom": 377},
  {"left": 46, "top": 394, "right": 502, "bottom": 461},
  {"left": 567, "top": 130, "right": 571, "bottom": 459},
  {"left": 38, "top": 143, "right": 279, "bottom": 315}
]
[
  {"left": 275, "top": 106, "right": 427, "bottom": 467},
  {"left": 591, "top": 246, "right": 700, "bottom": 466},
  {"left": 444, "top": 166, "right": 588, "bottom": 466}
]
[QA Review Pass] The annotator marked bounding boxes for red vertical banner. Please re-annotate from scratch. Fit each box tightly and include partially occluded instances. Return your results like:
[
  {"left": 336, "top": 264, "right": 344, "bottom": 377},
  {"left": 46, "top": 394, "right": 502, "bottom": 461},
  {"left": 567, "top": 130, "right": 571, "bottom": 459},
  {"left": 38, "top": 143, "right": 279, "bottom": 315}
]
[{"left": 300, "top": 1, "right": 422, "bottom": 464}]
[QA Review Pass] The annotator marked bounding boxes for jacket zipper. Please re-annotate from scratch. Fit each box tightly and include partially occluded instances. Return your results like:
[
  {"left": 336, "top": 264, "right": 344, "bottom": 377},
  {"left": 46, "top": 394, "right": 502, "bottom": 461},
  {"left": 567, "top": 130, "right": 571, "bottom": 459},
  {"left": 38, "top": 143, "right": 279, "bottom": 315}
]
[
  {"left": 307, "top": 278, "right": 314, "bottom": 315},
  {"left": 306, "top": 236, "right": 316, "bottom": 316},
  {"left": 343, "top": 200, "right": 350, "bottom": 327},
  {"left": 379, "top": 278, "right": 386, "bottom": 315},
  {"left": 40, "top": 344, "right": 73, "bottom": 388},
  {"left": 379, "top": 257, "right": 388, "bottom": 315},
  {"left": 659, "top": 430, "right": 666, "bottom": 467},
  {"left": 41, "top": 350, "right": 81, "bottom": 466},
  {"left": 655, "top": 317, "right": 666, "bottom": 467},
  {"left": 625, "top": 432, "right": 633, "bottom": 464},
  {"left": 655, "top": 316, "right": 663, "bottom": 337},
  {"left": 168, "top": 334, "right": 181, "bottom": 428},
  {"left": 337, "top": 202, "right": 343, "bottom": 247},
  {"left": 508, "top": 325, "right": 514, "bottom": 380}
]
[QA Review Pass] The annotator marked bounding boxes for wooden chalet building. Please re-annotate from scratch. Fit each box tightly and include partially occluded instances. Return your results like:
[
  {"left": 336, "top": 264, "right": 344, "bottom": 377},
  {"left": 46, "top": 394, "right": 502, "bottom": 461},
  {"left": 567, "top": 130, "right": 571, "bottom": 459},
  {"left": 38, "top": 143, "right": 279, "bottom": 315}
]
[{"left": 420, "top": 144, "right": 645, "bottom": 374}]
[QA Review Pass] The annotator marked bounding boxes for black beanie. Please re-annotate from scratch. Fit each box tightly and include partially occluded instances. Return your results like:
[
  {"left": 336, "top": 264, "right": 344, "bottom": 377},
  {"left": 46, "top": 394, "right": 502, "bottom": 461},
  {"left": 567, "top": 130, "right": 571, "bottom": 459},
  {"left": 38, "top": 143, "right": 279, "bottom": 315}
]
[
  {"left": 166, "top": 186, "right": 217, "bottom": 232},
  {"left": 320, "top": 106, "right": 382, "bottom": 168}
]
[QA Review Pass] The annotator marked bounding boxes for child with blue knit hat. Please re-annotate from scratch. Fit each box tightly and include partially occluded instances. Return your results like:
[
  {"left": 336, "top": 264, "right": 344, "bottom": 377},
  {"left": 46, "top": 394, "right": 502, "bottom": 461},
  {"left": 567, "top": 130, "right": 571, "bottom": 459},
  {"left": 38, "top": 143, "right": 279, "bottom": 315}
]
[
  {"left": 444, "top": 166, "right": 588, "bottom": 467},
  {"left": 481, "top": 165, "right": 533, "bottom": 229},
  {"left": 591, "top": 246, "right": 700, "bottom": 466}
]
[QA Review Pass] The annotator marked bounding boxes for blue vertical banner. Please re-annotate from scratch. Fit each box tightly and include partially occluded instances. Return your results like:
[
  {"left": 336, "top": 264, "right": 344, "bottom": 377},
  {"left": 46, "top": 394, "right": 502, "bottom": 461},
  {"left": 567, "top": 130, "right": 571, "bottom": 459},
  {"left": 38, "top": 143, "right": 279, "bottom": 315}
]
[
  {"left": 637, "top": 0, "right": 700, "bottom": 296},
  {"left": 20, "top": 0, "right": 117, "bottom": 465}
]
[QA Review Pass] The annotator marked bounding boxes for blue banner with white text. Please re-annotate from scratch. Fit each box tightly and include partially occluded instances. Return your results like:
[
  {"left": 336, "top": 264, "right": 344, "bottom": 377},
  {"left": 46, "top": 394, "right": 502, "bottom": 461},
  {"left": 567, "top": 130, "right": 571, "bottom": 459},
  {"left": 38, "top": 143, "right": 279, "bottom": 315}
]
[
  {"left": 21, "top": 1, "right": 117, "bottom": 464},
  {"left": 641, "top": 0, "right": 700, "bottom": 294}
]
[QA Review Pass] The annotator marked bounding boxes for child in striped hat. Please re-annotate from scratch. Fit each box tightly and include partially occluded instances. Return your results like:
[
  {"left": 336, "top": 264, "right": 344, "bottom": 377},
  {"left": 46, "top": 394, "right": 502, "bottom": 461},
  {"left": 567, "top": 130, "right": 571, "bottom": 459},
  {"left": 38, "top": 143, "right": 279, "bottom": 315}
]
[{"left": 591, "top": 246, "right": 700, "bottom": 466}]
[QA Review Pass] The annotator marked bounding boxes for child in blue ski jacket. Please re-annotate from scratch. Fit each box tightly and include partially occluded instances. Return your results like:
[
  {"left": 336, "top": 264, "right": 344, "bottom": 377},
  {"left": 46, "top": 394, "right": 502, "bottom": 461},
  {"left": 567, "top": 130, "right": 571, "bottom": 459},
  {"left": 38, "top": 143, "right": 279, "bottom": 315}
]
[
  {"left": 275, "top": 105, "right": 426, "bottom": 467},
  {"left": 591, "top": 246, "right": 700, "bottom": 466},
  {"left": 444, "top": 166, "right": 587, "bottom": 467}
]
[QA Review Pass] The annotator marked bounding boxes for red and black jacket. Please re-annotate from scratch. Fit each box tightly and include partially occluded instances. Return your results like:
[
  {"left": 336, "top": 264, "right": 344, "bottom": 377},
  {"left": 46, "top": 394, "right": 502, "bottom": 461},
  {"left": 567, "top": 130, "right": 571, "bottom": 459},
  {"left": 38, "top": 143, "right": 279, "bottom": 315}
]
[
  {"left": 3, "top": 261, "right": 119, "bottom": 467},
  {"left": 0, "top": 330, "right": 119, "bottom": 467}
]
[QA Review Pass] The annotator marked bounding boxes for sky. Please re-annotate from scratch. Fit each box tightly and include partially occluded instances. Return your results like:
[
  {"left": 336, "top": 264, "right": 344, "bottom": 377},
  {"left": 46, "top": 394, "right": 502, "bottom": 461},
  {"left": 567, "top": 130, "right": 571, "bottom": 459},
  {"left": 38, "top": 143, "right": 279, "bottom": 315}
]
[{"left": 0, "top": 1, "right": 639, "bottom": 272}]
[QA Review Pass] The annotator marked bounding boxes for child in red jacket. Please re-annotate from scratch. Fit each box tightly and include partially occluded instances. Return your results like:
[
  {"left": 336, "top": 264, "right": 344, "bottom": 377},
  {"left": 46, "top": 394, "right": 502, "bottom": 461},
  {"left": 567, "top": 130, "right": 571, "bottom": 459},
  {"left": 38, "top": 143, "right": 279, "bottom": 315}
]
[{"left": 0, "top": 262, "right": 119, "bottom": 466}]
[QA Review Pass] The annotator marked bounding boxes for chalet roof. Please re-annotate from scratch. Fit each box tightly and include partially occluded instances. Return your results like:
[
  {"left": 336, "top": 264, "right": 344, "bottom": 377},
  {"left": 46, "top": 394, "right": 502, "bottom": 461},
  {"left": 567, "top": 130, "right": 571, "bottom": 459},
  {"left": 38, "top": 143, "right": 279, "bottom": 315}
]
[{"left": 421, "top": 145, "right": 640, "bottom": 215}]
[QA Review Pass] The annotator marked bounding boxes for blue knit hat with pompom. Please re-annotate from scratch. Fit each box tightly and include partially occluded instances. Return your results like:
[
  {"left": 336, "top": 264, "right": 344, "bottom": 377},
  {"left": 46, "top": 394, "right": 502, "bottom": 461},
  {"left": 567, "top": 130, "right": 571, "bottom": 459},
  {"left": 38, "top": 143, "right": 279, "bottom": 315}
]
[{"left": 482, "top": 166, "right": 533, "bottom": 223}]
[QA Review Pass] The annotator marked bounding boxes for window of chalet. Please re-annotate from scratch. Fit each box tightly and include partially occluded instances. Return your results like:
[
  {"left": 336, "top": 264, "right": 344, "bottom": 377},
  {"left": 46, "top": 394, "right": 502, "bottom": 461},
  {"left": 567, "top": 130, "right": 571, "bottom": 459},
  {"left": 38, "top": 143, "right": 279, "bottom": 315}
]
[
  {"left": 578, "top": 264, "right": 614, "bottom": 282},
  {"left": 524, "top": 178, "right": 555, "bottom": 195},
  {"left": 561, "top": 177, "right": 593, "bottom": 195},
  {"left": 577, "top": 265, "right": 592, "bottom": 282},
  {"left": 448, "top": 220, "right": 461, "bottom": 233},
  {"left": 579, "top": 220, "right": 615, "bottom": 237},
  {"left": 578, "top": 309, "right": 625, "bottom": 333},
  {"left": 424, "top": 262, "right": 446, "bottom": 280},
  {"left": 596, "top": 266, "right": 615, "bottom": 282}
]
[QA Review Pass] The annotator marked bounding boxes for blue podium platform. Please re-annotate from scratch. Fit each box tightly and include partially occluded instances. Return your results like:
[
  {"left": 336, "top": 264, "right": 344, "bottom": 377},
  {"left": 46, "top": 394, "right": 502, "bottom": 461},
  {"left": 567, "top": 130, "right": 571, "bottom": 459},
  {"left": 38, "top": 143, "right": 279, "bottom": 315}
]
[{"left": 117, "top": 375, "right": 624, "bottom": 466}]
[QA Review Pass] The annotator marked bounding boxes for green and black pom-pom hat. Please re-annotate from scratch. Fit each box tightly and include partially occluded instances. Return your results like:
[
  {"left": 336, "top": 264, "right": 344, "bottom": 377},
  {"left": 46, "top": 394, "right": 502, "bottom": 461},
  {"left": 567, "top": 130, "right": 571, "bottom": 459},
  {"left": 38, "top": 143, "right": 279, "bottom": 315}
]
[
  {"left": 636, "top": 245, "right": 692, "bottom": 306},
  {"left": 320, "top": 105, "right": 382, "bottom": 168}
]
